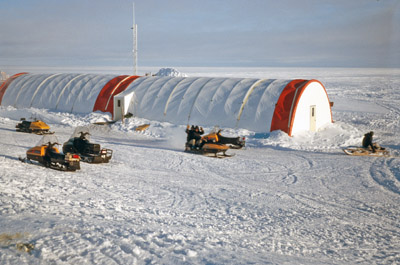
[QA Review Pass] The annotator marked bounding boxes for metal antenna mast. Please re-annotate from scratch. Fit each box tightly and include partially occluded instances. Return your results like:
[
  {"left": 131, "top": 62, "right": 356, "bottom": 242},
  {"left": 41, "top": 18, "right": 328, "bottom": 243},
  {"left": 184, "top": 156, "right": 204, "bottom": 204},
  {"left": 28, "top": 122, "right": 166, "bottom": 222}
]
[{"left": 132, "top": 2, "right": 138, "bottom": 75}]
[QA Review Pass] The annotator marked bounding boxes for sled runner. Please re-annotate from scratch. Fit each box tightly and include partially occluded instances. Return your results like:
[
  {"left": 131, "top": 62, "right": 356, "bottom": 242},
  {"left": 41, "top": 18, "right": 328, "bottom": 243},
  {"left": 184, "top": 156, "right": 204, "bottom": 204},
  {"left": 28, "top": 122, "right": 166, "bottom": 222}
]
[
  {"left": 343, "top": 147, "right": 390, "bottom": 157},
  {"left": 185, "top": 142, "right": 234, "bottom": 158}
]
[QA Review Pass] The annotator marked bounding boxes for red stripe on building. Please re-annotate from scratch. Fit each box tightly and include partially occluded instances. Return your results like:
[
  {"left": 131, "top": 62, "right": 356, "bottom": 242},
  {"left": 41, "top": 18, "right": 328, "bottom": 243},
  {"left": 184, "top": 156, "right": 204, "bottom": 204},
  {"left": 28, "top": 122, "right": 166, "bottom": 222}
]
[
  {"left": 93, "top": 75, "right": 129, "bottom": 113},
  {"left": 270, "top": 79, "right": 308, "bottom": 136},
  {"left": 104, "top": 75, "right": 140, "bottom": 114},
  {"left": 0, "top": 73, "right": 28, "bottom": 105}
]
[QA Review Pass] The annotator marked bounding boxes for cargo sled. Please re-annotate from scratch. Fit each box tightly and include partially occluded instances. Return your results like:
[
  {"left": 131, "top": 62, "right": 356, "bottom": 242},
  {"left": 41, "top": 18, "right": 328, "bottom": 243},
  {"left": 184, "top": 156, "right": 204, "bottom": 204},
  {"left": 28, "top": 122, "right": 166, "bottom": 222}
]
[
  {"left": 343, "top": 147, "right": 390, "bottom": 157},
  {"left": 62, "top": 126, "right": 112, "bottom": 163},
  {"left": 16, "top": 118, "right": 54, "bottom": 135},
  {"left": 21, "top": 135, "right": 81, "bottom": 171}
]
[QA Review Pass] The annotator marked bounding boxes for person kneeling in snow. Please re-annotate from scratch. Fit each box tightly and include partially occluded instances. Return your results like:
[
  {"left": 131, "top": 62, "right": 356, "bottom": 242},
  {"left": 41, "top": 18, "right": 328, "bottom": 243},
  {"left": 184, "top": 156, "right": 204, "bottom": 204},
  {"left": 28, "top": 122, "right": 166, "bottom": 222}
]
[
  {"left": 186, "top": 125, "right": 205, "bottom": 149},
  {"left": 362, "top": 131, "right": 383, "bottom": 153}
]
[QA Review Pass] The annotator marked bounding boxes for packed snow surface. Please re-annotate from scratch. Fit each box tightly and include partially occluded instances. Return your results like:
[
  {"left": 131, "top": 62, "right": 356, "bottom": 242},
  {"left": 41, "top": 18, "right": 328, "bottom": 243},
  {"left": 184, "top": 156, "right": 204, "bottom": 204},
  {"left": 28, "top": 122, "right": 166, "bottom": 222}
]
[{"left": 1, "top": 67, "right": 400, "bottom": 264}]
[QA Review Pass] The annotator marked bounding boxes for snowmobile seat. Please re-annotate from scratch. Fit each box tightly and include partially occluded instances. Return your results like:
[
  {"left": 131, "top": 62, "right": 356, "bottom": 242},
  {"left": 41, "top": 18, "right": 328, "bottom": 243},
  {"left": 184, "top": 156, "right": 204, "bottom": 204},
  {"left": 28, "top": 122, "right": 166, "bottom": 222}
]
[{"left": 48, "top": 150, "right": 65, "bottom": 163}]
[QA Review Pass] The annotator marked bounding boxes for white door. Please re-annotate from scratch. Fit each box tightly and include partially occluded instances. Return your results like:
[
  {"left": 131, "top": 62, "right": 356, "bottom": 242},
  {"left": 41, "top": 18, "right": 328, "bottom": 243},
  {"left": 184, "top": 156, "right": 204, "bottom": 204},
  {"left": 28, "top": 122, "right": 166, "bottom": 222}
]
[
  {"left": 310, "top": 105, "right": 316, "bottom": 132},
  {"left": 113, "top": 98, "right": 124, "bottom": 120}
]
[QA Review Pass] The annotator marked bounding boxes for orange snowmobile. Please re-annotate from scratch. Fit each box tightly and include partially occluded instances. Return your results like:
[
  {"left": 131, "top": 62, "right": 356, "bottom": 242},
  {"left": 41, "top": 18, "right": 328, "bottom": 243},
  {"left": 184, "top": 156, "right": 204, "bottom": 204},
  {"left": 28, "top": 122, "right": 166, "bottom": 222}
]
[
  {"left": 16, "top": 118, "right": 54, "bottom": 135},
  {"left": 20, "top": 135, "right": 81, "bottom": 171}
]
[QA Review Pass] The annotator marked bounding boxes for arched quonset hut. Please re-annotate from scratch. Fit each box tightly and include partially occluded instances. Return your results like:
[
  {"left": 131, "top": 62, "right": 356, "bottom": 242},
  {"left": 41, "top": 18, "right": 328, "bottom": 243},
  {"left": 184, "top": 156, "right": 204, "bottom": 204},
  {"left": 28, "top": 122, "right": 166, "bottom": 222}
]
[
  {"left": 114, "top": 76, "right": 332, "bottom": 135},
  {"left": 0, "top": 73, "right": 332, "bottom": 136}
]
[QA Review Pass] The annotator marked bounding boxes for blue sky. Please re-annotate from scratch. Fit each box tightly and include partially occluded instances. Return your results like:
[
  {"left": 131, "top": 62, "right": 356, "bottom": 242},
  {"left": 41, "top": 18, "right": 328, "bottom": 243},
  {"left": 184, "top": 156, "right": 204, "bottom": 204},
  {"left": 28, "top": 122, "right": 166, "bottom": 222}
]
[{"left": 0, "top": 0, "right": 399, "bottom": 69}]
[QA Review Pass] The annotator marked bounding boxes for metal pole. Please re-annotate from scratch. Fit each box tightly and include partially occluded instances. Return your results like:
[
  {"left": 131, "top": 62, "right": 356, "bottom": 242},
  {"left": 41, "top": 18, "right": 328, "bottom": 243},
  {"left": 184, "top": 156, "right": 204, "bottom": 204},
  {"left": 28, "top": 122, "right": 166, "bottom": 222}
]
[
  {"left": 135, "top": 24, "right": 138, "bottom": 75},
  {"left": 132, "top": 2, "right": 138, "bottom": 76}
]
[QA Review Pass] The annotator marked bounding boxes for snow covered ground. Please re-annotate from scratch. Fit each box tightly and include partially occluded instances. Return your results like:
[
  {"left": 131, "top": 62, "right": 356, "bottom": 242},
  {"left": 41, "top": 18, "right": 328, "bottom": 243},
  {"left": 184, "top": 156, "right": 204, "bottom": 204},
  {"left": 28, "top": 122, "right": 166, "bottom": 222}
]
[{"left": 1, "top": 67, "right": 400, "bottom": 264}]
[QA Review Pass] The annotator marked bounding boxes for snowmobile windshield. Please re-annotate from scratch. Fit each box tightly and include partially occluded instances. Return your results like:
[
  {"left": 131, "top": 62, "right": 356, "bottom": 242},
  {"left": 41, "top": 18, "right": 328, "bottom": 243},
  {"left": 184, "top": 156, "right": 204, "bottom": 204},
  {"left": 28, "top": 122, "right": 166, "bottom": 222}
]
[
  {"left": 36, "top": 135, "right": 60, "bottom": 146},
  {"left": 71, "top": 126, "right": 91, "bottom": 140},
  {"left": 210, "top": 126, "right": 220, "bottom": 134}
]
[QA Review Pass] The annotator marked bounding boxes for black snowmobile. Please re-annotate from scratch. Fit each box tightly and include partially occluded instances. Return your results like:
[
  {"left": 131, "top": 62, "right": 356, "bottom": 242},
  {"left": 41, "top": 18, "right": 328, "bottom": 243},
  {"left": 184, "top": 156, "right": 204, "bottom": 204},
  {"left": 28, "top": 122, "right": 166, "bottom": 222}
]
[
  {"left": 62, "top": 127, "right": 112, "bottom": 163},
  {"left": 20, "top": 135, "right": 81, "bottom": 171},
  {"left": 215, "top": 130, "right": 245, "bottom": 149},
  {"left": 202, "top": 126, "right": 245, "bottom": 149}
]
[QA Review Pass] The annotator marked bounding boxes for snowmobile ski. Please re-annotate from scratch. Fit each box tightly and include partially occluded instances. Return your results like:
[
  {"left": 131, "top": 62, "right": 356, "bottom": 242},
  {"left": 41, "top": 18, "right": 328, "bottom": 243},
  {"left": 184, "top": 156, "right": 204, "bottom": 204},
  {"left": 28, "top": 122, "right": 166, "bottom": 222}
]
[
  {"left": 184, "top": 149, "right": 234, "bottom": 158},
  {"left": 20, "top": 156, "right": 80, "bottom": 171}
]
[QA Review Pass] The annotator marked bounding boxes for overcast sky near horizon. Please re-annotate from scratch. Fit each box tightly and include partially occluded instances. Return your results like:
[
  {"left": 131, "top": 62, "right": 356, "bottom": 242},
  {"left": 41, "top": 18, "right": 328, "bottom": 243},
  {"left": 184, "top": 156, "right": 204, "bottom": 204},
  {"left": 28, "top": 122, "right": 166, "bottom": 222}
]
[{"left": 0, "top": 0, "right": 399, "bottom": 70}]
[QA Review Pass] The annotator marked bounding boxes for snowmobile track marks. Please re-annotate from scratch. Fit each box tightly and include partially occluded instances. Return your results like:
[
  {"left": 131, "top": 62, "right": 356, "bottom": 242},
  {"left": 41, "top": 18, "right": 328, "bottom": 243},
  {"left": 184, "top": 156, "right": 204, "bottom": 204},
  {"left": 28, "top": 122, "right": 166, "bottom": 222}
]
[{"left": 369, "top": 158, "right": 400, "bottom": 195}]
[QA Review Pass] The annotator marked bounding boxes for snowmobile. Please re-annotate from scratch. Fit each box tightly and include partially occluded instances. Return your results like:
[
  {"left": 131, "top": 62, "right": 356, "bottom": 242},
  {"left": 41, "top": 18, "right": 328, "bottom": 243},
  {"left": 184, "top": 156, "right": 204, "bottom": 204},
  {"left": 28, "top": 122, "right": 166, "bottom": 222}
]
[
  {"left": 343, "top": 146, "right": 390, "bottom": 157},
  {"left": 16, "top": 118, "right": 54, "bottom": 135},
  {"left": 202, "top": 127, "right": 245, "bottom": 149},
  {"left": 20, "top": 135, "right": 81, "bottom": 171},
  {"left": 62, "top": 127, "right": 113, "bottom": 163},
  {"left": 185, "top": 127, "right": 233, "bottom": 158}
]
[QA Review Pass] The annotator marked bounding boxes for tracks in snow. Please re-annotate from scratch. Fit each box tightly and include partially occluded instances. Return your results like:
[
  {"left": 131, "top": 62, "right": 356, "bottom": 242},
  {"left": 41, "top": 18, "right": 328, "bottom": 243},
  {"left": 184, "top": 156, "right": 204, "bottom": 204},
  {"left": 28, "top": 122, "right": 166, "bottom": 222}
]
[
  {"left": 370, "top": 158, "right": 400, "bottom": 195},
  {"left": 1, "top": 117, "right": 400, "bottom": 264}
]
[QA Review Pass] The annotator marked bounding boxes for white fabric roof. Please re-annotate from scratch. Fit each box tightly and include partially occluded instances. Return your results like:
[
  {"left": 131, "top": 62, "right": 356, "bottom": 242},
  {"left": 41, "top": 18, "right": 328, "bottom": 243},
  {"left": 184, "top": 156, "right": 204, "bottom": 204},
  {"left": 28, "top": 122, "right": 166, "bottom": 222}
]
[
  {"left": 2, "top": 73, "right": 117, "bottom": 113},
  {"left": 117, "top": 76, "right": 292, "bottom": 132}
]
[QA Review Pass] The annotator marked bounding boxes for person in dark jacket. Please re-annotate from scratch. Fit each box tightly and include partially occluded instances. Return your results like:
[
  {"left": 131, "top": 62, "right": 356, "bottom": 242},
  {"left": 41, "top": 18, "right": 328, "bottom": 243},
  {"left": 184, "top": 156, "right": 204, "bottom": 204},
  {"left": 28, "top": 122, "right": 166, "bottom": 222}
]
[
  {"left": 186, "top": 125, "right": 205, "bottom": 149},
  {"left": 362, "top": 131, "right": 383, "bottom": 153},
  {"left": 186, "top": 125, "right": 194, "bottom": 143}
]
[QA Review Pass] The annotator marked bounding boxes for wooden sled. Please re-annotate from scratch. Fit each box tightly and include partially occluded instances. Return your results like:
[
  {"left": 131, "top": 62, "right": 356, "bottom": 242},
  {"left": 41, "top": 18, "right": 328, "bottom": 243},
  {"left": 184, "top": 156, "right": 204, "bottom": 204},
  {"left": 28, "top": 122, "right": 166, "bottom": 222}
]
[
  {"left": 343, "top": 147, "right": 390, "bottom": 157},
  {"left": 135, "top": 124, "right": 150, "bottom": 131}
]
